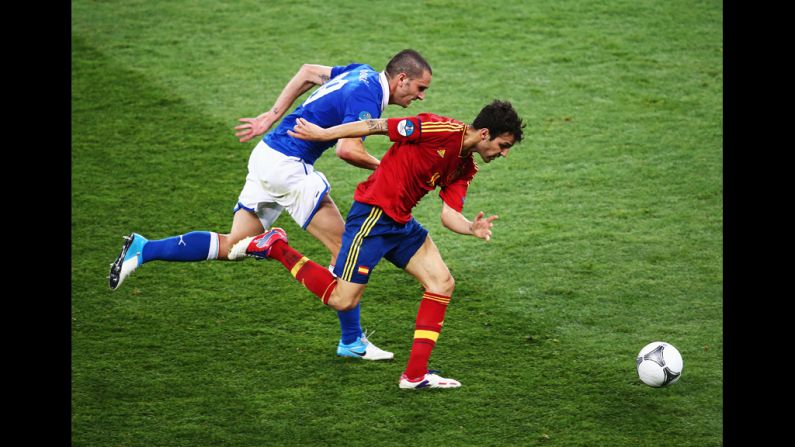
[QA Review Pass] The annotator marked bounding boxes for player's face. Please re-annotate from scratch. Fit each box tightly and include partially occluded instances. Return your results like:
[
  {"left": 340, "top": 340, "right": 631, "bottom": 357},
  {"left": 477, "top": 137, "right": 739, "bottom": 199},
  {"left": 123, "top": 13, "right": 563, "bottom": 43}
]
[
  {"left": 394, "top": 71, "right": 432, "bottom": 108},
  {"left": 477, "top": 132, "right": 515, "bottom": 163}
]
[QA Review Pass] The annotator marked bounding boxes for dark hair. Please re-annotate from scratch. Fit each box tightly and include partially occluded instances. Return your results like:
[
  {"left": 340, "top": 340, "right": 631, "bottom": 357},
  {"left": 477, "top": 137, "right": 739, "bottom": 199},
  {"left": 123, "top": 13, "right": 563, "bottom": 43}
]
[
  {"left": 472, "top": 100, "right": 525, "bottom": 143},
  {"left": 385, "top": 49, "right": 432, "bottom": 79}
]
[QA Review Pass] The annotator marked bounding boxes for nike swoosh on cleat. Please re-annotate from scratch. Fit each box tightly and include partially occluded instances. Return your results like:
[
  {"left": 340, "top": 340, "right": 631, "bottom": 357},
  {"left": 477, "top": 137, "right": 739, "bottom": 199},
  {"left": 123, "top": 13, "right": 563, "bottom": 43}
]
[{"left": 346, "top": 349, "right": 366, "bottom": 357}]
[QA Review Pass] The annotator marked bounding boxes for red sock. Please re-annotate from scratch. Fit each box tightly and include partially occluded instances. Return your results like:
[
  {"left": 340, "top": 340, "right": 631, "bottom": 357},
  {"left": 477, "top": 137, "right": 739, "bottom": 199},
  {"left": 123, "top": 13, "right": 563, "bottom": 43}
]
[
  {"left": 268, "top": 240, "right": 337, "bottom": 304},
  {"left": 404, "top": 292, "right": 451, "bottom": 380}
]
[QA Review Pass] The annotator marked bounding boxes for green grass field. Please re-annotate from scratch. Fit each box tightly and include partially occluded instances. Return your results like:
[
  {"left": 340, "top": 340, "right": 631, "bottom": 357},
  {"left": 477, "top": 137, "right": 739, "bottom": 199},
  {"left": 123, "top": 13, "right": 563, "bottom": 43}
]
[{"left": 72, "top": 0, "right": 723, "bottom": 445}]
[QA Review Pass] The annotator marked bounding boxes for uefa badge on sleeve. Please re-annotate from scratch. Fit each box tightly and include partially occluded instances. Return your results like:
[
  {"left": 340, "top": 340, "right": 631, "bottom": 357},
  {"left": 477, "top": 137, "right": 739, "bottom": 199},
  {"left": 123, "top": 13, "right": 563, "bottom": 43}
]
[{"left": 397, "top": 119, "right": 414, "bottom": 137}]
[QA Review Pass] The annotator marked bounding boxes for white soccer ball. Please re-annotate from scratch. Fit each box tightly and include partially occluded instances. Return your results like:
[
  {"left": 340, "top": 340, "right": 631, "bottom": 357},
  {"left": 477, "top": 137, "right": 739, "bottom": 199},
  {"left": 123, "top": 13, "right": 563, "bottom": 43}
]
[{"left": 635, "top": 341, "right": 683, "bottom": 387}]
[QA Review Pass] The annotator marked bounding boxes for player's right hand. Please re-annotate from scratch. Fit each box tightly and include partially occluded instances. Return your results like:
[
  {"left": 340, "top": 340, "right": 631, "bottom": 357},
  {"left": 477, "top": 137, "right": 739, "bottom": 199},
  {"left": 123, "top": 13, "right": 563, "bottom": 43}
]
[{"left": 235, "top": 114, "right": 275, "bottom": 142}]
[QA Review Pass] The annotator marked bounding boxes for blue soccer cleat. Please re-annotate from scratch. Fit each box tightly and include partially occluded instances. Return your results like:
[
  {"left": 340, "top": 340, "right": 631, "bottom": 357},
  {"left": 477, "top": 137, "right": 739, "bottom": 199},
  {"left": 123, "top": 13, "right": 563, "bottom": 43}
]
[
  {"left": 399, "top": 370, "right": 461, "bottom": 390},
  {"left": 108, "top": 233, "right": 149, "bottom": 290},
  {"left": 228, "top": 228, "right": 288, "bottom": 261},
  {"left": 336, "top": 334, "right": 394, "bottom": 361}
]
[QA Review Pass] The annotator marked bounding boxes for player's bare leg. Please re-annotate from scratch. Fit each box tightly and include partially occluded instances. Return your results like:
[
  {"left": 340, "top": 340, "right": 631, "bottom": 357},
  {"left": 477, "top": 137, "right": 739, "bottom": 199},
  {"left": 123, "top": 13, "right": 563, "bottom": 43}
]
[
  {"left": 399, "top": 235, "right": 461, "bottom": 389},
  {"left": 304, "top": 194, "right": 344, "bottom": 266},
  {"left": 403, "top": 236, "right": 455, "bottom": 297},
  {"left": 220, "top": 209, "right": 265, "bottom": 260}
]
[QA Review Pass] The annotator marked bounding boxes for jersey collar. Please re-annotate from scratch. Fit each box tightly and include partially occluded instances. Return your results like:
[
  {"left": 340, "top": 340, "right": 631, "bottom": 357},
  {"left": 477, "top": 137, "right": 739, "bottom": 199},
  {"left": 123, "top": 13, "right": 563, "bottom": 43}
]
[{"left": 378, "top": 71, "right": 389, "bottom": 112}]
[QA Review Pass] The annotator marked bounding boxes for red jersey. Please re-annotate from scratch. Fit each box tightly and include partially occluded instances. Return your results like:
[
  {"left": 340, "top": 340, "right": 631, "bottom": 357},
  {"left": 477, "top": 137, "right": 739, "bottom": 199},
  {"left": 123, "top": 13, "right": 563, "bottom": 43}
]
[{"left": 353, "top": 113, "right": 479, "bottom": 224}]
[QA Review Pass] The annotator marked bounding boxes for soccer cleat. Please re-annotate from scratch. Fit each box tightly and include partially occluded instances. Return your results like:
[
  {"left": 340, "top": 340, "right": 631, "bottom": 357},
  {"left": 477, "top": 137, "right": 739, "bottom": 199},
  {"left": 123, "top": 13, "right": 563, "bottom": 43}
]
[
  {"left": 108, "top": 233, "right": 149, "bottom": 290},
  {"left": 398, "top": 370, "right": 461, "bottom": 390},
  {"left": 228, "top": 228, "right": 288, "bottom": 260},
  {"left": 336, "top": 335, "right": 394, "bottom": 361}
]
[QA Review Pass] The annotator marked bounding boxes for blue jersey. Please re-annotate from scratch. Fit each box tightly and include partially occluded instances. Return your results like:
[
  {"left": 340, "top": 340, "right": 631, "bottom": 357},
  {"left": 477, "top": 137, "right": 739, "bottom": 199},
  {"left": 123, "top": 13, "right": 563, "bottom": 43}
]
[{"left": 263, "top": 63, "right": 388, "bottom": 165}]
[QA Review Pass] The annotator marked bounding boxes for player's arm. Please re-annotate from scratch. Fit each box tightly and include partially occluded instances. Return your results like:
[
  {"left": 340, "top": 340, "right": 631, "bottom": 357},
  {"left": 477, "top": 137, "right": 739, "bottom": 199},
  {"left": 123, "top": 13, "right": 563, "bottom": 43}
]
[
  {"left": 288, "top": 117, "right": 388, "bottom": 141},
  {"left": 440, "top": 202, "right": 498, "bottom": 241},
  {"left": 288, "top": 117, "right": 387, "bottom": 170},
  {"left": 335, "top": 138, "right": 381, "bottom": 170},
  {"left": 235, "top": 64, "right": 333, "bottom": 143}
]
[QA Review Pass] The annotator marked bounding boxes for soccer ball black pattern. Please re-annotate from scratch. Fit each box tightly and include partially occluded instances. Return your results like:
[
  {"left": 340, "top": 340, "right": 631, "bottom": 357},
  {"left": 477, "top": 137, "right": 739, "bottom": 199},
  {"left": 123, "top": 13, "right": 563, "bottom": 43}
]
[{"left": 635, "top": 341, "right": 683, "bottom": 387}]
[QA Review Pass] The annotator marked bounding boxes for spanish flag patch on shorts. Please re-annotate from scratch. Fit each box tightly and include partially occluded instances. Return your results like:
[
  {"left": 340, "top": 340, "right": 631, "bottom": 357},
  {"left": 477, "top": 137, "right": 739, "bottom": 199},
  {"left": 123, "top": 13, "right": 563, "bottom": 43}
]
[{"left": 357, "top": 265, "right": 370, "bottom": 275}]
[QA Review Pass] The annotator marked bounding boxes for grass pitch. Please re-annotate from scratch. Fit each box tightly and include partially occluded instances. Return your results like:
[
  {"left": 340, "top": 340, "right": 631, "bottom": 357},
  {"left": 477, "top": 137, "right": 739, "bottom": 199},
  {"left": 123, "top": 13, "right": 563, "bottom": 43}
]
[{"left": 72, "top": 1, "right": 723, "bottom": 445}]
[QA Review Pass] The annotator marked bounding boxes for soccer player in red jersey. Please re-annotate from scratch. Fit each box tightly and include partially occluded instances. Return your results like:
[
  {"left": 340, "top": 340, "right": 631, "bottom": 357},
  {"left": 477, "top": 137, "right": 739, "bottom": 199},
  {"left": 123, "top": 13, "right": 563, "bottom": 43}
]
[{"left": 230, "top": 100, "right": 524, "bottom": 389}]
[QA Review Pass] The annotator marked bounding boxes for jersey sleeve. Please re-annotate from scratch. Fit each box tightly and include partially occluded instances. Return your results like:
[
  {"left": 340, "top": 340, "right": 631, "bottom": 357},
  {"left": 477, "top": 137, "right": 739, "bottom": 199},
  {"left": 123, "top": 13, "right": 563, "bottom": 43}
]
[
  {"left": 330, "top": 63, "right": 362, "bottom": 80},
  {"left": 387, "top": 116, "right": 422, "bottom": 142},
  {"left": 439, "top": 160, "right": 478, "bottom": 213}
]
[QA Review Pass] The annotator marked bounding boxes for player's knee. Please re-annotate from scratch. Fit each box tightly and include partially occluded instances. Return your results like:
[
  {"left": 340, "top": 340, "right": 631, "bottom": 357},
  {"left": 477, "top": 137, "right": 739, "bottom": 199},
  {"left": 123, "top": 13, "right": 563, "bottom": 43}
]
[
  {"left": 431, "top": 273, "right": 455, "bottom": 297},
  {"left": 331, "top": 295, "right": 359, "bottom": 312},
  {"left": 443, "top": 274, "right": 456, "bottom": 296},
  {"left": 337, "top": 300, "right": 359, "bottom": 312}
]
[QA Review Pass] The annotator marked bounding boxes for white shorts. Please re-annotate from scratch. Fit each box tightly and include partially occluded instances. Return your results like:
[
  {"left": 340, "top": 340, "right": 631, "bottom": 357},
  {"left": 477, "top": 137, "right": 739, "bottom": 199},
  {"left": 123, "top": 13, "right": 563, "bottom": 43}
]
[{"left": 235, "top": 140, "right": 330, "bottom": 229}]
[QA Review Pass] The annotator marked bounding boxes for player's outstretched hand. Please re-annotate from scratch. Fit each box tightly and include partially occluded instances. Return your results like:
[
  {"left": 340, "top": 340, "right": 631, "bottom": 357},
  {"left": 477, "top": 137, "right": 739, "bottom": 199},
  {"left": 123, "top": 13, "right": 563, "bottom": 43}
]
[
  {"left": 287, "top": 117, "right": 328, "bottom": 141},
  {"left": 471, "top": 211, "right": 499, "bottom": 241},
  {"left": 235, "top": 112, "right": 278, "bottom": 143}
]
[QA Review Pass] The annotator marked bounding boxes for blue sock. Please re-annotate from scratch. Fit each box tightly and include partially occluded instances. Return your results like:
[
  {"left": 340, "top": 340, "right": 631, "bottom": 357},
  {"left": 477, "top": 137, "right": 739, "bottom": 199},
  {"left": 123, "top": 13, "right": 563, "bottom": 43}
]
[
  {"left": 141, "top": 231, "right": 219, "bottom": 263},
  {"left": 338, "top": 303, "right": 363, "bottom": 344}
]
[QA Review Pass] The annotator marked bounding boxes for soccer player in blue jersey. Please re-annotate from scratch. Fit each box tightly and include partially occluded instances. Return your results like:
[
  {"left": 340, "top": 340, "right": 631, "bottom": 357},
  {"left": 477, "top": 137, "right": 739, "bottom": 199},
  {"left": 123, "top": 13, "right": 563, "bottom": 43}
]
[{"left": 108, "top": 49, "right": 433, "bottom": 361}]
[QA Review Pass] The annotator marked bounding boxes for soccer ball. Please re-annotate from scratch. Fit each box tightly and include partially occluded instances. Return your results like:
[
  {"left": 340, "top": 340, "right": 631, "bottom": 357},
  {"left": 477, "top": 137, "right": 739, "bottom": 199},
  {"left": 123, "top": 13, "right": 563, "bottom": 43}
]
[{"left": 635, "top": 341, "right": 683, "bottom": 387}]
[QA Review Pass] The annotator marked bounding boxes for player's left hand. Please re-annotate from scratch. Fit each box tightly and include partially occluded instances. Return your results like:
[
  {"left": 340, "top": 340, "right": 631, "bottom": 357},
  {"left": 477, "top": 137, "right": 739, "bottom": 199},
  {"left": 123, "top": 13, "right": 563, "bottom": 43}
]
[
  {"left": 287, "top": 117, "right": 327, "bottom": 141},
  {"left": 471, "top": 211, "right": 498, "bottom": 241}
]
